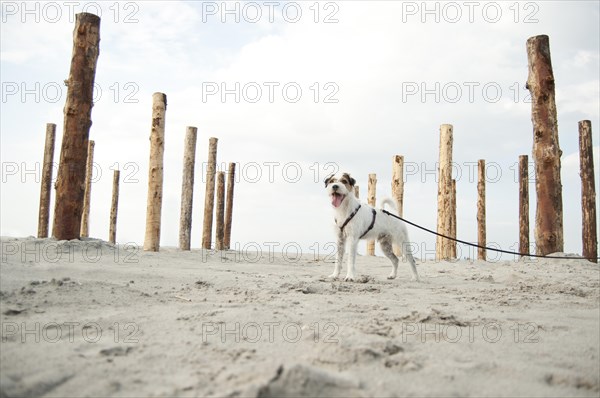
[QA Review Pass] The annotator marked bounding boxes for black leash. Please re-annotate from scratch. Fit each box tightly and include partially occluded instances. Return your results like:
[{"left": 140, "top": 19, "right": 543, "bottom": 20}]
[{"left": 381, "top": 209, "right": 599, "bottom": 261}]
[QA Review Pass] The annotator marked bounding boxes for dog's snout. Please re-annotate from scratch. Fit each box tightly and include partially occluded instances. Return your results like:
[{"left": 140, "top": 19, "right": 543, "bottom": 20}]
[{"left": 332, "top": 184, "right": 339, "bottom": 191}]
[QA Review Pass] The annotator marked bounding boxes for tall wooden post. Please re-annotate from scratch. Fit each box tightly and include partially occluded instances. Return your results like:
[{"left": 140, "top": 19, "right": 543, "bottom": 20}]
[
  {"left": 109, "top": 170, "right": 120, "bottom": 245},
  {"left": 519, "top": 155, "right": 530, "bottom": 257},
  {"left": 578, "top": 120, "right": 597, "bottom": 263},
  {"left": 477, "top": 160, "right": 486, "bottom": 260},
  {"left": 80, "top": 139, "right": 95, "bottom": 237},
  {"left": 450, "top": 179, "right": 457, "bottom": 259},
  {"left": 143, "top": 92, "right": 167, "bottom": 252},
  {"left": 179, "top": 126, "right": 198, "bottom": 251},
  {"left": 392, "top": 156, "right": 405, "bottom": 256},
  {"left": 52, "top": 13, "right": 100, "bottom": 240},
  {"left": 436, "top": 124, "right": 453, "bottom": 260},
  {"left": 215, "top": 172, "right": 226, "bottom": 250},
  {"left": 223, "top": 162, "right": 236, "bottom": 249},
  {"left": 202, "top": 137, "right": 218, "bottom": 249},
  {"left": 367, "top": 174, "right": 377, "bottom": 256},
  {"left": 526, "top": 34, "right": 564, "bottom": 255},
  {"left": 392, "top": 155, "right": 404, "bottom": 217},
  {"left": 354, "top": 186, "right": 359, "bottom": 199},
  {"left": 38, "top": 123, "right": 56, "bottom": 238}
]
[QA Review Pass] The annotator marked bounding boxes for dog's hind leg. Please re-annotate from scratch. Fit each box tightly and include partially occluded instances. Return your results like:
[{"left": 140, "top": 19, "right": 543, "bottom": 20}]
[
  {"left": 379, "top": 235, "right": 399, "bottom": 279},
  {"left": 329, "top": 233, "right": 345, "bottom": 279},
  {"left": 405, "top": 250, "right": 419, "bottom": 281},
  {"left": 397, "top": 241, "right": 420, "bottom": 281}
]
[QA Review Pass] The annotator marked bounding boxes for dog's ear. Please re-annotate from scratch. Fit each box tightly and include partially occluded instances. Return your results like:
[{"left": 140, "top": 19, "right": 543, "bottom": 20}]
[
  {"left": 341, "top": 173, "right": 356, "bottom": 187},
  {"left": 324, "top": 174, "right": 335, "bottom": 187}
]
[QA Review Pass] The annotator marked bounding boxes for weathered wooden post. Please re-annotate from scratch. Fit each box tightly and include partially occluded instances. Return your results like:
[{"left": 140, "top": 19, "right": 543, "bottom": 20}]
[
  {"left": 215, "top": 172, "right": 226, "bottom": 250},
  {"left": 202, "top": 137, "right": 218, "bottom": 249},
  {"left": 354, "top": 186, "right": 359, "bottom": 199},
  {"left": 477, "top": 160, "right": 486, "bottom": 260},
  {"left": 436, "top": 124, "right": 453, "bottom": 260},
  {"left": 223, "top": 162, "right": 236, "bottom": 249},
  {"left": 38, "top": 123, "right": 56, "bottom": 238},
  {"left": 519, "top": 155, "right": 530, "bottom": 257},
  {"left": 578, "top": 120, "right": 597, "bottom": 263},
  {"left": 179, "top": 126, "right": 198, "bottom": 251},
  {"left": 367, "top": 174, "right": 377, "bottom": 256},
  {"left": 392, "top": 155, "right": 404, "bottom": 216},
  {"left": 526, "top": 34, "right": 564, "bottom": 255},
  {"left": 109, "top": 170, "right": 120, "bottom": 244},
  {"left": 80, "top": 139, "right": 95, "bottom": 237},
  {"left": 392, "top": 155, "right": 405, "bottom": 257},
  {"left": 450, "top": 179, "right": 457, "bottom": 259},
  {"left": 143, "top": 92, "right": 167, "bottom": 252},
  {"left": 52, "top": 13, "right": 100, "bottom": 240}
]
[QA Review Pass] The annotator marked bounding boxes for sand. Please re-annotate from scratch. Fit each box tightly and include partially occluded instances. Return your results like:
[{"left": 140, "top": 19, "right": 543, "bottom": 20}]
[{"left": 0, "top": 236, "right": 598, "bottom": 397}]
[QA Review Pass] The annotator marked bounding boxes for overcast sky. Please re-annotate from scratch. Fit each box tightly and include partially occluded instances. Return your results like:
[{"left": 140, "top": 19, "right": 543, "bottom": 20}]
[{"left": 1, "top": 1, "right": 599, "bottom": 262}]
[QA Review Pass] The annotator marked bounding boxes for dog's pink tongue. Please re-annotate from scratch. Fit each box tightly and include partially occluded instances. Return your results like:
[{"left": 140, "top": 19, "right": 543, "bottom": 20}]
[{"left": 332, "top": 194, "right": 344, "bottom": 208}]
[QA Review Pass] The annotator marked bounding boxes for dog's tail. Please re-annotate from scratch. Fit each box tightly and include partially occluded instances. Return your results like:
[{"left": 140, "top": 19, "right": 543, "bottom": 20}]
[{"left": 380, "top": 198, "right": 397, "bottom": 214}]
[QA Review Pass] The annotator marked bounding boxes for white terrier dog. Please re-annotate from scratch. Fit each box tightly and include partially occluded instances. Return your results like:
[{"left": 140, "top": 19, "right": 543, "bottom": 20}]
[{"left": 325, "top": 173, "right": 419, "bottom": 282}]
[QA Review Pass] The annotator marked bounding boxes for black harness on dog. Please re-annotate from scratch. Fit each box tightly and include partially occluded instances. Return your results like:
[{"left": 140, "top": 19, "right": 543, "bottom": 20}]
[{"left": 336, "top": 205, "right": 377, "bottom": 239}]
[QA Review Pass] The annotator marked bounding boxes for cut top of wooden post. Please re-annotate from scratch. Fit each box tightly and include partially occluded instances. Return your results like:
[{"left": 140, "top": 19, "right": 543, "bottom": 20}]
[
  {"left": 392, "top": 155, "right": 404, "bottom": 217},
  {"left": 76, "top": 12, "right": 101, "bottom": 24},
  {"left": 367, "top": 174, "right": 377, "bottom": 205},
  {"left": 526, "top": 35, "right": 554, "bottom": 90}
]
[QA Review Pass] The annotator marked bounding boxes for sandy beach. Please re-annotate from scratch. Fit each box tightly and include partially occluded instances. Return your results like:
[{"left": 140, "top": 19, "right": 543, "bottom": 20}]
[{"left": 0, "top": 236, "right": 598, "bottom": 397}]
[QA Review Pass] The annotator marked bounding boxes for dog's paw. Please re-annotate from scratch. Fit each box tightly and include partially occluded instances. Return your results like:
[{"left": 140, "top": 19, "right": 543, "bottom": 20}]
[
  {"left": 344, "top": 276, "right": 355, "bottom": 282},
  {"left": 328, "top": 273, "right": 339, "bottom": 280},
  {"left": 387, "top": 274, "right": 397, "bottom": 280}
]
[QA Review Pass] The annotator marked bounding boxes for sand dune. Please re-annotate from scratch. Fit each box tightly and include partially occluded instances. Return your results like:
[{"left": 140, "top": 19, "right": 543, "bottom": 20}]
[{"left": 1, "top": 236, "right": 598, "bottom": 397}]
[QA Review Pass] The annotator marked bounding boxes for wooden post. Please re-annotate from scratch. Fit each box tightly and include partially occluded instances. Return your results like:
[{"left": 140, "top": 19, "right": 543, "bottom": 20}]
[
  {"left": 477, "top": 160, "right": 486, "bottom": 260},
  {"left": 519, "top": 155, "right": 530, "bottom": 257},
  {"left": 354, "top": 186, "right": 359, "bottom": 199},
  {"left": 526, "top": 34, "right": 564, "bottom": 255},
  {"left": 436, "top": 124, "right": 453, "bottom": 260},
  {"left": 38, "top": 123, "right": 56, "bottom": 238},
  {"left": 578, "top": 120, "right": 597, "bottom": 263},
  {"left": 450, "top": 179, "right": 457, "bottom": 259},
  {"left": 367, "top": 174, "right": 377, "bottom": 256},
  {"left": 80, "top": 139, "right": 95, "bottom": 237},
  {"left": 392, "top": 155, "right": 404, "bottom": 217},
  {"left": 52, "top": 13, "right": 100, "bottom": 240},
  {"left": 178, "top": 126, "right": 198, "bottom": 251},
  {"left": 109, "top": 170, "right": 120, "bottom": 244},
  {"left": 143, "top": 92, "right": 167, "bottom": 252},
  {"left": 215, "top": 172, "right": 226, "bottom": 250},
  {"left": 202, "top": 137, "right": 218, "bottom": 249},
  {"left": 391, "top": 157, "right": 404, "bottom": 261},
  {"left": 223, "top": 162, "right": 236, "bottom": 249}
]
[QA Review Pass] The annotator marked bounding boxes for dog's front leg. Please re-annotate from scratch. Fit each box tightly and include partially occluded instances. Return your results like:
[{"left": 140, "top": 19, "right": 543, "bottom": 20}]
[
  {"left": 329, "top": 232, "right": 345, "bottom": 279},
  {"left": 344, "top": 238, "right": 359, "bottom": 281}
]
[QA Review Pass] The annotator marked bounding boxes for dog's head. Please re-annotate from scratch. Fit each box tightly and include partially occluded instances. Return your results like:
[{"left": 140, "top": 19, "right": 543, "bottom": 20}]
[{"left": 324, "top": 173, "right": 356, "bottom": 208}]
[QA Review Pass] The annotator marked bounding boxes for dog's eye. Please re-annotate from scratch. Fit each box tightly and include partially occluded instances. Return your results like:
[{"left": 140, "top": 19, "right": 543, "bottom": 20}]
[{"left": 340, "top": 179, "right": 347, "bottom": 184}]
